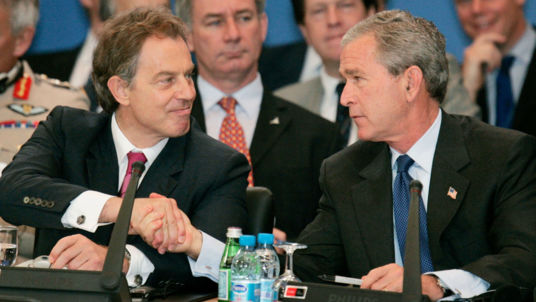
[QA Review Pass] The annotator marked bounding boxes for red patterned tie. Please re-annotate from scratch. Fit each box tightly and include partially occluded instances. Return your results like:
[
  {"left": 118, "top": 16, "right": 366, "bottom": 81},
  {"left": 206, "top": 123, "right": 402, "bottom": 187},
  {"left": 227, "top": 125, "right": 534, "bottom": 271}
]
[
  {"left": 120, "top": 151, "right": 147, "bottom": 197},
  {"left": 218, "top": 97, "right": 254, "bottom": 186}
]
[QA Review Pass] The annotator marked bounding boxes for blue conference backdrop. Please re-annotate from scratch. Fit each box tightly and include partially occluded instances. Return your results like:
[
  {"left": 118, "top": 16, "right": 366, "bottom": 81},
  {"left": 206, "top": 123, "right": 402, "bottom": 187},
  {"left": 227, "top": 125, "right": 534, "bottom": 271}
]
[{"left": 28, "top": 0, "right": 536, "bottom": 63}]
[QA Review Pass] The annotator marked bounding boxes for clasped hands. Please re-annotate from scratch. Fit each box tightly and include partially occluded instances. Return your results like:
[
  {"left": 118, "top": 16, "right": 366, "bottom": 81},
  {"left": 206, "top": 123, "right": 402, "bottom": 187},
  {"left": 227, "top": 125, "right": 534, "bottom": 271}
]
[{"left": 48, "top": 192, "right": 201, "bottom": 272}]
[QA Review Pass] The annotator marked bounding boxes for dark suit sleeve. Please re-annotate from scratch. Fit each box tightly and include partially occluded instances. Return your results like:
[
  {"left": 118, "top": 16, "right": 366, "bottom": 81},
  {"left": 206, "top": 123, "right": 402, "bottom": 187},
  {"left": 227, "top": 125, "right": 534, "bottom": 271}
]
[
  {"left": 293, "top": 160, "right": 349, "bottom": 282},
  {"left": 0, "top": 107, "right": 90, "bottom": 229},
  {"left": 463, "top": 135, "right": 536, "bottom": 289},
  {"left": 137, "top": 149, "right": 249, "bottom": 286}
]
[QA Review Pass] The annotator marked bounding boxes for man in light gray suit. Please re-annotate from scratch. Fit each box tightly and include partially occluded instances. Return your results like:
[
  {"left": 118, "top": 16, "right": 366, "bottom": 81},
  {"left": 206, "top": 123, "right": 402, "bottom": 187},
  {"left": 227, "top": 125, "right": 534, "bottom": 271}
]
[{"left": 276, "top": 0, "right": 480, "bottom": 146}]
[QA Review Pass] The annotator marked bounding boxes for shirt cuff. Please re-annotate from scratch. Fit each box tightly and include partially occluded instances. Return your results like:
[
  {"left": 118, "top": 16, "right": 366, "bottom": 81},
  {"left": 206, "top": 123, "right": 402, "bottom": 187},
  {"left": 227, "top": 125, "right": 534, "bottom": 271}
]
[
  {"left": 60, "top": 191, "right": 114, "bottom": 232},
  {"left": 125, "top": 244, "right": 155, "bottom": 287},
  {"left": 428, "top": 269, "right": 490, "bottom": 299},
  {"left": 187, "top": 231, "right": 224, "bottom": 282}
]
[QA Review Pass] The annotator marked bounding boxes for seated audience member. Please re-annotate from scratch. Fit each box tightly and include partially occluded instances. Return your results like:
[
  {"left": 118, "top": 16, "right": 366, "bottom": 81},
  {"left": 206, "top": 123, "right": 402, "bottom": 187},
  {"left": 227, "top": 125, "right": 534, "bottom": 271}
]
[
  {"left": 257, "top": 0, "right": 385, "bottom": 91},
  {"left": 294, "top": 10, "right": 536, "bottom": 301},
  {"left": 0, "top": 7, "right": 249, "bottom": 287},
  {"left": 455, "top": 0, "right": 536, "bottom": 136},
  {"left": 175, "top": 0, "right": 342, "bottom": 242},
  {"left": 276, "top": 0, "right": 480, "bottom": 146},
  {"left": 0, "top": 0, "right": 89, "bottom": 259}
]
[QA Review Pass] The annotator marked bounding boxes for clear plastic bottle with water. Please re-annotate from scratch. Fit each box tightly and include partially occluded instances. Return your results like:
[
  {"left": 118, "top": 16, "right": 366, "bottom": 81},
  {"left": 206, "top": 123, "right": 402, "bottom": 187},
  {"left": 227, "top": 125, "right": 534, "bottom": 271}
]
[
  {"left": 231, "top": 235, "right": 261, "bottom": 302},
  {"left": 256, "top": 233, "right": 280, "bottom": 302},
  {"left": 218, "top": 227, "right": 243, "bottom": 302}
]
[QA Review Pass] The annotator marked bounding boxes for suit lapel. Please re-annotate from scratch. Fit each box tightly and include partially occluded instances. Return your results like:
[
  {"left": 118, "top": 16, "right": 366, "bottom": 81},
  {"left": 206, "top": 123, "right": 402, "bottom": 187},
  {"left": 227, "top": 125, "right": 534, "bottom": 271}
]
[
  {"left": 427, "top": 112, "right": 470, "bottom": 252},
  {"left": 351, "top": 144, "right": 395, "bottom": 267},
  {"left": 249, "top": 92, "right": 291, "bottom": 166},
  {"left": 304, "top": 78, "right": 324, "bottom": 115},
  {"left": 191, "top": 79, "right": 207, "bottom": 132},
  {"left": 136, "top": 134, "right": 187, "bottom": 198},
  {"left": 86, "top": 119, "right": 120, "bottom": 195},
  {"left": 512, "top": 39, "right": 536, "bottom": 132}
]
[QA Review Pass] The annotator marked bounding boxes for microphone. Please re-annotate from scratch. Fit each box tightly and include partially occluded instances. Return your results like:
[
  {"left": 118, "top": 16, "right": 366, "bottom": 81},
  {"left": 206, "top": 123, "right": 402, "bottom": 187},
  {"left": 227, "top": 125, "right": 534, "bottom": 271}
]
[
  {"left": 101, "top": 161, "right": 146, "bottom": 289},
  {"left": 402, "top": 180, "right": 423, "bottom": 302}
]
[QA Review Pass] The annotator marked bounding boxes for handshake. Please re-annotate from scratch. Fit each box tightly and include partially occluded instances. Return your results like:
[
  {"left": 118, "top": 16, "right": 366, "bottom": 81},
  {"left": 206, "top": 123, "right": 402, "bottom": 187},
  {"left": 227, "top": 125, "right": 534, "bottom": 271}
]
[{"left": 47, "top": 192, "right": 202, "bottom": 273}]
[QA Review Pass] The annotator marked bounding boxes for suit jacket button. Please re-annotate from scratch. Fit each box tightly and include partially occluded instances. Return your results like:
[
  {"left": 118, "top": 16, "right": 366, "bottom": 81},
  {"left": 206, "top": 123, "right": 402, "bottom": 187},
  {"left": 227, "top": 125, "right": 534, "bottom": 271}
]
[
  {"left": 77, "top": 215, "right": 86, "bottom": 225},
  {"left": 23, "top": 197, "right": 30, "bottom": 204},
  {"left": 47, "top": 201, "right": 55, "bottom": 208}
]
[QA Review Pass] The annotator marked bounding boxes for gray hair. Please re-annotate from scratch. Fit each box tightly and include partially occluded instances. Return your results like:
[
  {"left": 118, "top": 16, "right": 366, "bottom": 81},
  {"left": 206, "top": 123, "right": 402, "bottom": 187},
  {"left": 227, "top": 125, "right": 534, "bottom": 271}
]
[
  {"left": 342, "top": 10, "right": 448, "bottom": 103},
  {"left": 175, "top": 0, "right": 265, "bottom": 27},
  {"left": 0, "top": 0, "right": 39, "bottom": 36}
]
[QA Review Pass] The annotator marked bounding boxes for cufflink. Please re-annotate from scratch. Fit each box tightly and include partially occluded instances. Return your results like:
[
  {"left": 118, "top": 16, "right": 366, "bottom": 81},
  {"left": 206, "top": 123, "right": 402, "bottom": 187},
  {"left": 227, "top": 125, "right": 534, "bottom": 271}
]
[
  {"left": 77, "top": 215, "right": 86, "bottom": 225},
  {"left": 134, "top": 274, "right": 143, "bottom": 286}
]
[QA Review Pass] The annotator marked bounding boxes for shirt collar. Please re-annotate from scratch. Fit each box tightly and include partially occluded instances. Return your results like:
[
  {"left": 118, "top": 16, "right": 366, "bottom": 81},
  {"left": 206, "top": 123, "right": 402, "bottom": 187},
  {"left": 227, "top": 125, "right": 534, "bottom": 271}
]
[
  {"left": 319, "top": 67, "right": 342, "bottom": 96},
  {"left": 508, "top": 22, "right": 536, "bottom": 66},
  {"left": 390, "top": 108, "right": 442, "bottom": 174},
  {"left": 0, "top": 61, "right": 22, "bottom": 82},
  {"left": 111, "top": 113, "right": 168, "bottom": 165},
  {"left": 197, "top": 73, "right": 263, "bottom": 118}
]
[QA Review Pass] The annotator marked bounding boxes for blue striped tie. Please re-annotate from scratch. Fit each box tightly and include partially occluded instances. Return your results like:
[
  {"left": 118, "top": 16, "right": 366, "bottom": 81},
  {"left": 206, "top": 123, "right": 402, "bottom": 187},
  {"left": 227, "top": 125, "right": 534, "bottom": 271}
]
[
  {"left": 496, "top": 56, "right": 515, "bottom": 128},
  {"left": 393, "top": 155, "right": 434, "bottom": 272}
]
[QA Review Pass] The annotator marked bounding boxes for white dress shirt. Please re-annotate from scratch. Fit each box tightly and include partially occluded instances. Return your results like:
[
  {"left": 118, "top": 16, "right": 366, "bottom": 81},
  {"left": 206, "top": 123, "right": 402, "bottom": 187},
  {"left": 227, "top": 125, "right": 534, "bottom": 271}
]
[
  {"left": 390, "top": 109, "right": 490, "bottom": 299},
  {"left": 197, "top": 73, "right": 263, "bottom": 147},
  {"left": 485, "top": 23, "right": 536, "bottom": 125},
  {"left": 61, "top": 114, "right": 221, "bottom": 285},
  {"left": 299, "top": 45, "right": 323, "bottom": 82},
  {"left": 319, "top": 68, "right": 358, "bottom": 145},
  {"left": 69, "top": 30, "right": 98, "bottom": 89}
]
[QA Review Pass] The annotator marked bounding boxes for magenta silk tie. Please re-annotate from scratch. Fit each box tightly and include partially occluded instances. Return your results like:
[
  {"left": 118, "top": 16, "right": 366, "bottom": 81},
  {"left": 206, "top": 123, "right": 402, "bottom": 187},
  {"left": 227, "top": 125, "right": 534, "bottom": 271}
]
[{"left": 120, "top": 151, "right": 147, "bottom": 197}]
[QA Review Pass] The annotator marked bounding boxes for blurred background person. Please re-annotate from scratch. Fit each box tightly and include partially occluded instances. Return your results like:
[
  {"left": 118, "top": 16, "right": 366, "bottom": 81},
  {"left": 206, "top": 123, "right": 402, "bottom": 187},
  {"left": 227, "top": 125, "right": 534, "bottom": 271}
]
[
  {"left": 455, "top": 0, "right": 535, "bottom": 137},
  {"left": 0, "top": 0, "right": 89, "bottom": 261}
]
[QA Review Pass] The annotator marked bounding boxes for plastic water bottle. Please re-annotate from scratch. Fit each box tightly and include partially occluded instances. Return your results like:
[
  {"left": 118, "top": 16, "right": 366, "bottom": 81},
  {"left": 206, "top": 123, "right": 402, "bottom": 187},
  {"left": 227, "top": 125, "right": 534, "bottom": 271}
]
[
  {"left": 256, "top": 233, "right": 280, "bottom": 302},
  {"left": 231, "top": 235, "right": 261, "bottom": 302},
  {"left": 218, "top": 227, "right": 243, "bottom": 302}
]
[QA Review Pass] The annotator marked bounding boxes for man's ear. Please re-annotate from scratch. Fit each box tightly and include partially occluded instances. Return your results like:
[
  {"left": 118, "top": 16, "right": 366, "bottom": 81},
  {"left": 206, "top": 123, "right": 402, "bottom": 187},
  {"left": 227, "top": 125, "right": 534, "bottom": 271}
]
[
  {"left": 298, "top": 23, "right": 311, "bottom": 46},
  {"left": 13, "top": 27, "right": 35, "bottom": 58},
  {"left": 260, "top": 12, "right": 268, "bottom": 43},
  {"left": 402, "top": 65, "right": 424, "bottom": 103},
  {"left": 107, "top": 75, "right": 130, "bottom": 106}
]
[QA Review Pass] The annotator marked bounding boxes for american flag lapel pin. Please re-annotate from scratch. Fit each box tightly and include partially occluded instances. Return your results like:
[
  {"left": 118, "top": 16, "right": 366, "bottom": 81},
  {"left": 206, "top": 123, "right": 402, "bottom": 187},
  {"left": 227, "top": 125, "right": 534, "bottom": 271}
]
[{"left": 447, "top": 186, "right": 457, "bottom": 199}]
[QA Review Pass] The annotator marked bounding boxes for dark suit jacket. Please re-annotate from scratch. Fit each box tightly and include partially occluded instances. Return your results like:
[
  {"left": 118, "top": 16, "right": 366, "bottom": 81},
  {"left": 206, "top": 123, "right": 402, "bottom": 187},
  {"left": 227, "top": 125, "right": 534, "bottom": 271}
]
[
  {"left": 0, "top": 106, "right": 249, "bottom": 285},
  {"left": 477, "top": 37, "right": 536, "bottom": 137},
  {"left": 192, "top": 89, "right": 342, "bottom": 240},
  {"left": 259, "top": 41, "right": 307, "bottom": 91},
  {"left": 294, "top": 111, "right": 536, "bottom": 290}
]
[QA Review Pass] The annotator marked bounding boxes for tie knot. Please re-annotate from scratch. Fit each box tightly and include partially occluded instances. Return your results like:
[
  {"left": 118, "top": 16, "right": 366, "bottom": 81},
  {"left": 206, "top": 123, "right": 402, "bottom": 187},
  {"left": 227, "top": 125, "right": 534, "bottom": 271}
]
[
  {"left": 396, "top": 155, "right": 414, "bottom": 173},
  {"left": 127, "top": 151, "right": 147, "bottom": 165},
  {"left": 218, "top": 97, "right": 237, "bottom": 114},
  {"left": 500, "top": 56, "right": 515, "bottom": 72}
]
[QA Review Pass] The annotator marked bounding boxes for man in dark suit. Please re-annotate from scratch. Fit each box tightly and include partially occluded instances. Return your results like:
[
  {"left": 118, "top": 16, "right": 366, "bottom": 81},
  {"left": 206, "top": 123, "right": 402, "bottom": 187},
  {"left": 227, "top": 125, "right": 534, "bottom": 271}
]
[
  {"left": 175, "top": 0, "right": 341, "bottom": 241},
  {"left": 294, "top": 10, "right": 536, "bottom": 301},
  {"left": 455, "top": 0, "right": 536, "bottom": 137},
  {"left": 0, "top": 8, "right": 249, "bottom": 287}
]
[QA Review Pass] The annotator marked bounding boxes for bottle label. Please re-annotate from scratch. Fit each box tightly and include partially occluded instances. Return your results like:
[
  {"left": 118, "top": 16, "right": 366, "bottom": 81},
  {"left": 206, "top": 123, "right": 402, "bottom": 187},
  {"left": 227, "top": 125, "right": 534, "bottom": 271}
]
[
  {"left": 231, "top": 280, "right": 260, "bottom": 302},
  {"left": 218, "top": 269, "right": 230, "bottom": 301},
  {"left": 260, "top": 279, "right": 276, "bottom": 302}
]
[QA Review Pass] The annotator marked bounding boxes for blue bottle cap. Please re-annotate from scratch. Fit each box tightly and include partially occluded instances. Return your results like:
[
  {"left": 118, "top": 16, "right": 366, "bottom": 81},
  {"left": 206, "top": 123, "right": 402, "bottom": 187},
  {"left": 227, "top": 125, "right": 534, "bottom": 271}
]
[
  {"left": 239, "top": 235, "right": 256, "bottom": 247},
  {"left": 257, "top": 233, "right": 274, "bottom": 245}
]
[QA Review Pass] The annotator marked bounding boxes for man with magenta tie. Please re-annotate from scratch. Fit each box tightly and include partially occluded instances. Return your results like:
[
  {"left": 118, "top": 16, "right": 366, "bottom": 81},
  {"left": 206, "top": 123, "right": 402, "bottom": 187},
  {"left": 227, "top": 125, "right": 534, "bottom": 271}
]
[{"left": 0, "top": 7, "right": 249, "bottom": 288}]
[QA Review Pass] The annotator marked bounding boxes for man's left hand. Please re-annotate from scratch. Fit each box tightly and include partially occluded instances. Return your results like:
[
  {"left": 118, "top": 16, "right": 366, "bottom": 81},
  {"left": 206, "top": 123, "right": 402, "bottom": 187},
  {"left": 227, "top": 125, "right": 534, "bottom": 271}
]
[
  {"left": 360, "top": 263, "right": 444, "bottom": 301},
  {"left": 48, "top": 234, "right": 108, "bottom": 271}
]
